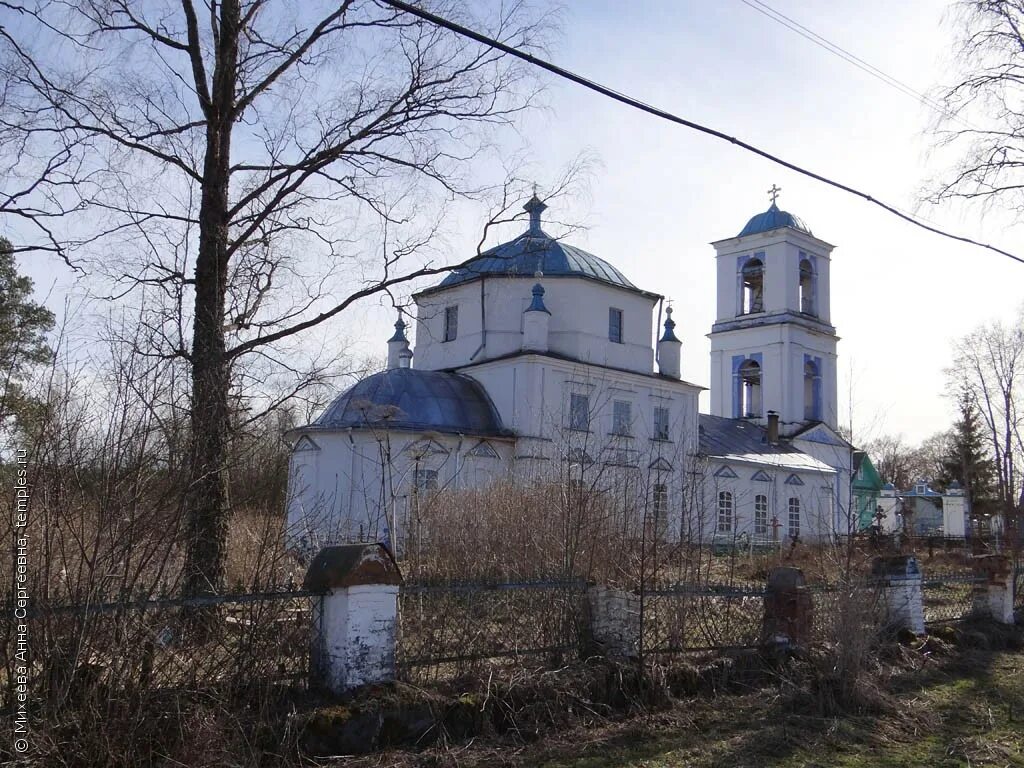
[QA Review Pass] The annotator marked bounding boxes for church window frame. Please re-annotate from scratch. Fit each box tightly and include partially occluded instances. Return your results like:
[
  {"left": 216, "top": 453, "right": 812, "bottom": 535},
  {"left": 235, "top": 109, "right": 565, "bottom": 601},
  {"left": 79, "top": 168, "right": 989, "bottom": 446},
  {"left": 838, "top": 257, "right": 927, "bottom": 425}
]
[
  {"left": 653, "top": 483, "right": 669, "bottom": 521},
  {"left": 754, "top": 494, "right": 769, "bottom": 535},
  {"left": 717, "top": 491, "right": 734, "bottom": 533},
  {"left": 798, "top": 254, "right": 816, "bottom": 316},
  {"left": 414, "top": 468, "right": 439, "bottom": 492},
  {"left": 569, "top": 392, "right": 590, "bottom": 432},
  {"left": 652, "top": 406, "right": 670, "bottom": 441},
  {"left": 740, "top": 257, "right": 765, "bottom": 315},
  {"left": 612, "top": 400, "right": 633, "bottom": 436},
  {"left": 443, "top": 305, "right": 459, "bottom": 342},
  {"left": 803, "top": 357, "right": 822, "bottom": 421},
  {"left": 608, "top": 307, "right": 624, "bottom": 343},
  {"left": 738, "top": 359, "right": 762, "bottom": 418},
  {"left": 788, "top": 497, "right": 801, "bottom": 538}
]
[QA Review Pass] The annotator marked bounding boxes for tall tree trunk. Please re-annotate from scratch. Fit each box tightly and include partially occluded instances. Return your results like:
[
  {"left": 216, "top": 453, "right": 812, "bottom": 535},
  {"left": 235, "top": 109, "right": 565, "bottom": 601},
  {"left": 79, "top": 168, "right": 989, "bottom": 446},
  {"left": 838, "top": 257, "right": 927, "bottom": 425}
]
[{"left": 184, "top": 0, "right": 240, "bottom": 598}]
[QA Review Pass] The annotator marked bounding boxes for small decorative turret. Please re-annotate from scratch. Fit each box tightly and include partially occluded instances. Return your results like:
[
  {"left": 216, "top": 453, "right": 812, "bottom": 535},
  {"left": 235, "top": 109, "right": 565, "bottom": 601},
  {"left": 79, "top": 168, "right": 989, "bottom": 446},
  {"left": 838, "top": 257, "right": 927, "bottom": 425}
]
[
  {"left": 657, "top": 305, "right": 681, "bottom": 379},
  {"left": 523, "top": 192, "right": 547, "bottom": 236},
  {"left": 522, "top": 282, "right": 551, "bottom": 352},
  {"left": 386, "top": 315, "right": 413, "bottom": 369}
]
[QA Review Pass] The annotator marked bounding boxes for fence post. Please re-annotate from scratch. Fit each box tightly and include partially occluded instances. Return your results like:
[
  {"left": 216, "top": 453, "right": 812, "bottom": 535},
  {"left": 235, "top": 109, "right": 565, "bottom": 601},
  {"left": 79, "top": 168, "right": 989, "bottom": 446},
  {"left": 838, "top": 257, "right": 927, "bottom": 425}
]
[
  {"left": 761, "top": 567, "right": 812, "bottom": 650},
  {"left": 971, "top": 554, "right": 1015, "bottom": 625},
  {"left": 302, "top": 543, "right": 403, "bottom": 694},
  {"left": 585, "top": 585, "right": 640, "bottom": 658},
  {"left": 871, "top": 555, "right": 924, "bottom": 635}
]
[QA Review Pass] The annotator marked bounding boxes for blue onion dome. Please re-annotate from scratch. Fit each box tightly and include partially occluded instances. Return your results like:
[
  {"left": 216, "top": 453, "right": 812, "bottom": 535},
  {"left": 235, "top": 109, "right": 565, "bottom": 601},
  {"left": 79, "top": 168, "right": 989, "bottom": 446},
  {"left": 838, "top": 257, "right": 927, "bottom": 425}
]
[
  {"left": 431, "top": 195, "right": 638, "bottom": 293},
  {"left": 739, "top": 203, "right": 811, "bottom": 237},
  {"left": 315, "top": 369, "right": 508, "bottom": 436}
]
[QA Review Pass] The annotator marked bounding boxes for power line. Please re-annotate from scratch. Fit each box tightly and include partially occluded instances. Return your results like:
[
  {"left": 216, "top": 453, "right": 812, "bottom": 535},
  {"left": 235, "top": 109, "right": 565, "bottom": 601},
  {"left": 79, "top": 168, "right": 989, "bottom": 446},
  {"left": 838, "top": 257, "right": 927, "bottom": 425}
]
[
  {"left": 738, "top": 0, "right": 972, "bottom": 129},
  {"left": 379, "top": 0, "right": 1022, "bottom": 266}
]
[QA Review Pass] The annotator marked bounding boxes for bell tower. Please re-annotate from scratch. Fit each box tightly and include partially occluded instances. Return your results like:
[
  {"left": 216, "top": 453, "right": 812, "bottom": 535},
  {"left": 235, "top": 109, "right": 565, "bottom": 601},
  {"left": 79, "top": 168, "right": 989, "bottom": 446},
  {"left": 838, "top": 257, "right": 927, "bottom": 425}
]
[{"left": 708, "top": 188, "right": 839, "bottom": 432}]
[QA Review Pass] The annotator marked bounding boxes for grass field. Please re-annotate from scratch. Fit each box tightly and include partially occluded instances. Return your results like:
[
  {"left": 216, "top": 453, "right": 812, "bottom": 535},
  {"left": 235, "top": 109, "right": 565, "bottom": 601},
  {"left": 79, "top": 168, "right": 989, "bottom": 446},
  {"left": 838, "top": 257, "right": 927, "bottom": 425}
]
[
  {"left": 535, "top": 648, "right": 1024, "bottom": 768},
  {"left": 335, "top": 628, "right": 1024, "bottom": 768}
]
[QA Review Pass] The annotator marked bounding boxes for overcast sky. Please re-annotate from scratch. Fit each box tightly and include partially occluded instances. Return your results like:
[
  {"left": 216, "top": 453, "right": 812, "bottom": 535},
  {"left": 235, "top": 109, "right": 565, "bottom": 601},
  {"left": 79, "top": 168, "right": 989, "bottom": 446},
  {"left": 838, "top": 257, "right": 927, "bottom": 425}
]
[{"left": 12, "top": 0, "right": 1023, "bottom": 445}]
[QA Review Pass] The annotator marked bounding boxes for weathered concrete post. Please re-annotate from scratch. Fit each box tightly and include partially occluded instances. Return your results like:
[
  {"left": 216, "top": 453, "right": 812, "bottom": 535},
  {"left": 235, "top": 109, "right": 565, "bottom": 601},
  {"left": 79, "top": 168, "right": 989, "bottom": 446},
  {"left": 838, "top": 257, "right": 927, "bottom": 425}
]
[
  {"left": 761, "top": 566, "right": 813, "bottom": 650},
  {"left": 585, "top": 585, "right": 641, "bottom": 658},
  {"left": 971, "top": 554, "right": 1015, "bottom": 625},
  {"left": 871, "top": 555, "right": 924, "bottom": 635},
  {"left": 303, "top": 543, "right": 403, "bottom": 694}
]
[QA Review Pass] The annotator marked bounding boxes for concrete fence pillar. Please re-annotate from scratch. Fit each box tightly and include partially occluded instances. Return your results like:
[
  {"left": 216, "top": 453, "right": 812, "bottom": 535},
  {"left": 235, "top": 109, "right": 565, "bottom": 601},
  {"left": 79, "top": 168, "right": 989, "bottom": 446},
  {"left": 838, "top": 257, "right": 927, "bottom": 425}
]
[
  {"left": 871, "top": 555, "right": 925, "bottom": 635},
  {"left": 303, "top": 543, "right": 403, "bottom": 694},
  {"left": 971, "top": 554, "right": 1015, "bottom": 625},
  {"left": 761, "top": 566, "right": 813, "bottom": 649},
  {"left": 585, "top": 585, "right": 641, "bottom": 658}
]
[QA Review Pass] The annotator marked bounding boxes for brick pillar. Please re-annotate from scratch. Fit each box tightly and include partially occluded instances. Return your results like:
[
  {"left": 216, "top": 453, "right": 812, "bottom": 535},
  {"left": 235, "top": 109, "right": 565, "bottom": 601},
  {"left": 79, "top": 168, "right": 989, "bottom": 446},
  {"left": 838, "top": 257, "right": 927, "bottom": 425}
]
[
  {"left": 871, "top": 555, "right": 924, "bottom": 635},
  {"left": 971, "top": 554, "right": 1015, "bottom": 625},
  {"left": 585, "top": 585, "right": 640, "bottom": 658},
  {"left": 303, "top": 543, "right": 403, "bottom": 694},
  {"left": 761, "top": 566, "right": 813, "bottom": 649}
]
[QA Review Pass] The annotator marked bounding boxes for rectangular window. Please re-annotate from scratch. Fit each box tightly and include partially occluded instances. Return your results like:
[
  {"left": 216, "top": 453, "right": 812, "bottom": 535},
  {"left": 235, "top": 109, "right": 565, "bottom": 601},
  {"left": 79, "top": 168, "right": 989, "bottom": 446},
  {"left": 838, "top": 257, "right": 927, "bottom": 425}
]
[
  {"left": 717, "top": 491, "right": 733, "bottom": 533},
  {"left": 414, "top": 468, "right": 438, "bottom": 492},
  {"left": 754, "top": 494, "right": 769, "bottom": 536},
  {"left": 569, "top": 393, "right": 590, "bottom": 431},
  {"left": 612, "top": 400, "right": 633, "bottom": 435},
  {"left": 608, "top": 308, "right": 623, "bottom": 343},
  {"left": 653, "top": 483, "right": 668, "bottom": 520},
  {"left": 788, "top": 497, "right": 801, "bottom": 538},
  {"left": 443, "top": 305, "right": 458, "bottom": 342},
  {"left": 653, "top": 406, "right": 670, "bottom": 441}
]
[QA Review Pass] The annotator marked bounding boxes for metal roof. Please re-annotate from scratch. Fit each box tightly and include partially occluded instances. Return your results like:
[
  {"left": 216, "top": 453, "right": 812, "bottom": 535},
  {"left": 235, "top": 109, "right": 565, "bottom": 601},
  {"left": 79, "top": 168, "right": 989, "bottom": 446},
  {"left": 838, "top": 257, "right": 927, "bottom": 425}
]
[
  {"left": 738, "top": 203, "right": 811, "bottom": 237},
  {"left": 433, "top": 230, "right": 638, "bottom": 292},
  {"left": 698, "top": 414, "right": 834, "bottom": 473},
  {"left": 314, "top": 369, "right": 508, "bottom": 436}
]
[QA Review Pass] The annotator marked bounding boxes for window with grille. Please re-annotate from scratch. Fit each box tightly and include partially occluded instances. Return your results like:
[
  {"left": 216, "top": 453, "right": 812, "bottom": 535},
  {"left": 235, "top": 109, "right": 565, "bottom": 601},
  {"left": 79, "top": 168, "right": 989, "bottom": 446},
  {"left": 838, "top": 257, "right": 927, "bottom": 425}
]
[
  {"left": 718, "top": 491, "right": 733, "bottom": 533},
  {"left": 443, "top": 305, "right": 458, "bottom": 342},
  {"left": 414, "top": 469, "right": 438, "bottom": 492},
  {"left": 755, "top": 494, "right": 769, "bottom": 535},
  {"left": 653, "top": 406, "right": 670, "bottom": 441},
  {"left": 788, "top": 497, "right": 801, "bottom": 537},
  {"left": 569, "top": 393, "right": 590, "bottom": 431},
  {"left": 612, "top": 400, "right": 633, "bottom": 435},
  {"left": 653, "top": 483, "right": 668, "bottom": 520}
]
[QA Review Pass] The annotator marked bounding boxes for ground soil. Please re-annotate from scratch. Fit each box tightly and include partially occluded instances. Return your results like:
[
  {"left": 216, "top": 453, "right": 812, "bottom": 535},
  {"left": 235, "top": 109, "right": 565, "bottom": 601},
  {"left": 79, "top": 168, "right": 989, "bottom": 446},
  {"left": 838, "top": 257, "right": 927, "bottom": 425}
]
[{"left": 326, "top": 631, "right": 1024, "bottom": 768}]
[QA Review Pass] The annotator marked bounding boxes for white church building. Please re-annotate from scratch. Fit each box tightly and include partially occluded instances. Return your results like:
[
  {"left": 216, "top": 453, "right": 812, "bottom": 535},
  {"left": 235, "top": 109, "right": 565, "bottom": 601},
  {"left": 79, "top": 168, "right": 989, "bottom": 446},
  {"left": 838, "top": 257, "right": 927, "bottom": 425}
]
[{"left": 286, "top": 193, "right": 856, "bottom": 551}]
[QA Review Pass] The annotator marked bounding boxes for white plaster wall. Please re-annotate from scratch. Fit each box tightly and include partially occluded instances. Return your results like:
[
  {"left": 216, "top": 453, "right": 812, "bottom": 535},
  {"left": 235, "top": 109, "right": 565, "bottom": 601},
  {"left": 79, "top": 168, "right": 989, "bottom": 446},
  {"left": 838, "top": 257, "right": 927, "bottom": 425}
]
[
  {"left": 285, "top": 429, "right": 515, "bottom": 551},
  {"left": 413, "top": 276, "right": 658, "bottom": 374},
  {"left": 318, "top": 584, "right": 399, "bottom": 692},
  {"left": 712, "top": 229, "right": 834, "bottom": 323},
  {"left": 707, "top": 315, "right": 838, "bottom": 428},
  {"left": 700, "top": 458, "right": 838, "bottom": 543}
]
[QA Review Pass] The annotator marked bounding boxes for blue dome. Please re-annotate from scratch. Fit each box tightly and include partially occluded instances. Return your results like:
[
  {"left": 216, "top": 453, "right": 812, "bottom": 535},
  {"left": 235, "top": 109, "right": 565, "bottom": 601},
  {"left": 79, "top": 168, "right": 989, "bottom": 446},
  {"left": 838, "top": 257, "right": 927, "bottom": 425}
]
[
  {"left": 435, "top": 232, "right": 636, "bottom": 291},
  {"left": 315, "top": 369, "right": 508, "bottom": 436},
  {"left": 738, "top": 203, "right": 811, "bottom": 237},
  {"left": 431, "top": 195, "right": 637, "bottom": 293}
]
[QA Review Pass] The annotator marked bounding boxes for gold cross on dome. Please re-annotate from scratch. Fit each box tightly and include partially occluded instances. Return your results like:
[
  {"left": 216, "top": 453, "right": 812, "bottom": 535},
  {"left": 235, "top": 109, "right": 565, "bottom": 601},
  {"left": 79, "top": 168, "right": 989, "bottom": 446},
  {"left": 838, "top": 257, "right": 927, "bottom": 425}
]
[{"left": 767, "top": 184, "right": 781, "bottom": 204}]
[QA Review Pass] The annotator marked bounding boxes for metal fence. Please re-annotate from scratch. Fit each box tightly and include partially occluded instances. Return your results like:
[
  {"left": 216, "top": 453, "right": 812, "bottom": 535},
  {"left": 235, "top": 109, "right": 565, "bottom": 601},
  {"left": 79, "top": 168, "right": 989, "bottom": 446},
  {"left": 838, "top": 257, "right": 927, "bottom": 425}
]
[
  {"left": 640, "top": 582, "right": 764, "bottom": 654},
  {"left": 922, "top": 574, "right": 983, "bottom": 625},
  {"left": 0, "top": 588, "right": 317, "bottom": 709},
  {"left": 397, "top": 579, "right": 586, "bottom": 682}
]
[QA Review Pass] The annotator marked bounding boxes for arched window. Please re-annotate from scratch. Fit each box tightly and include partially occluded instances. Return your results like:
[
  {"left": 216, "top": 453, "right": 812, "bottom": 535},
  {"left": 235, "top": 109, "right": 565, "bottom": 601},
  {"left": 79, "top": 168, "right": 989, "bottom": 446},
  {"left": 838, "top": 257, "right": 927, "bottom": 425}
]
[
  {"left": 718, "top": 491, "right": 734, "bottom": 532},
  {"left": 803, "top": 360, "right": 820, "bottom": 421},
  {"left": 788, "top": 497, "right": 801, "bottom": 538},
  {"left": 798, "top": 258, "right": 815, "bottom": 315},
  {"left": 754, "top": 494, "right": 769, "bottom": 535},
  {"left": 739, "top": 359, "right": 762, "bottom": 418},
  {"left": 741, "top": 258, "right": 764, "bottom": 314}
]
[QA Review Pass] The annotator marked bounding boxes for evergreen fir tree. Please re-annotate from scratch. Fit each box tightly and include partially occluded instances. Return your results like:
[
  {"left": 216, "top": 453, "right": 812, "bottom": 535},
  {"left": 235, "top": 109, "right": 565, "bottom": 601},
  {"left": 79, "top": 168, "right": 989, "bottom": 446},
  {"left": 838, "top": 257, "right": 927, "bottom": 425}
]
[{"left": 939, "top": 388, "right": 998, "bottom": 519}]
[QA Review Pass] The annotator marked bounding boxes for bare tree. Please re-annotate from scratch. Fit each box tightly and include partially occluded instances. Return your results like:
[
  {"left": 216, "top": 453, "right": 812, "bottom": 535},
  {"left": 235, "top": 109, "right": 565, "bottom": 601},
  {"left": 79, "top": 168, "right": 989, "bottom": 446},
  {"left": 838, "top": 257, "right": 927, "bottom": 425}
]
[
  {"left": 927, "top": 0, "right": 1024, "bottom": 215},
  {"left": 948, "top": 306, "right": 1024, "bottom": 540},
  {"left": 1, "top": 0, "right": 559, "bottom": 596}
]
